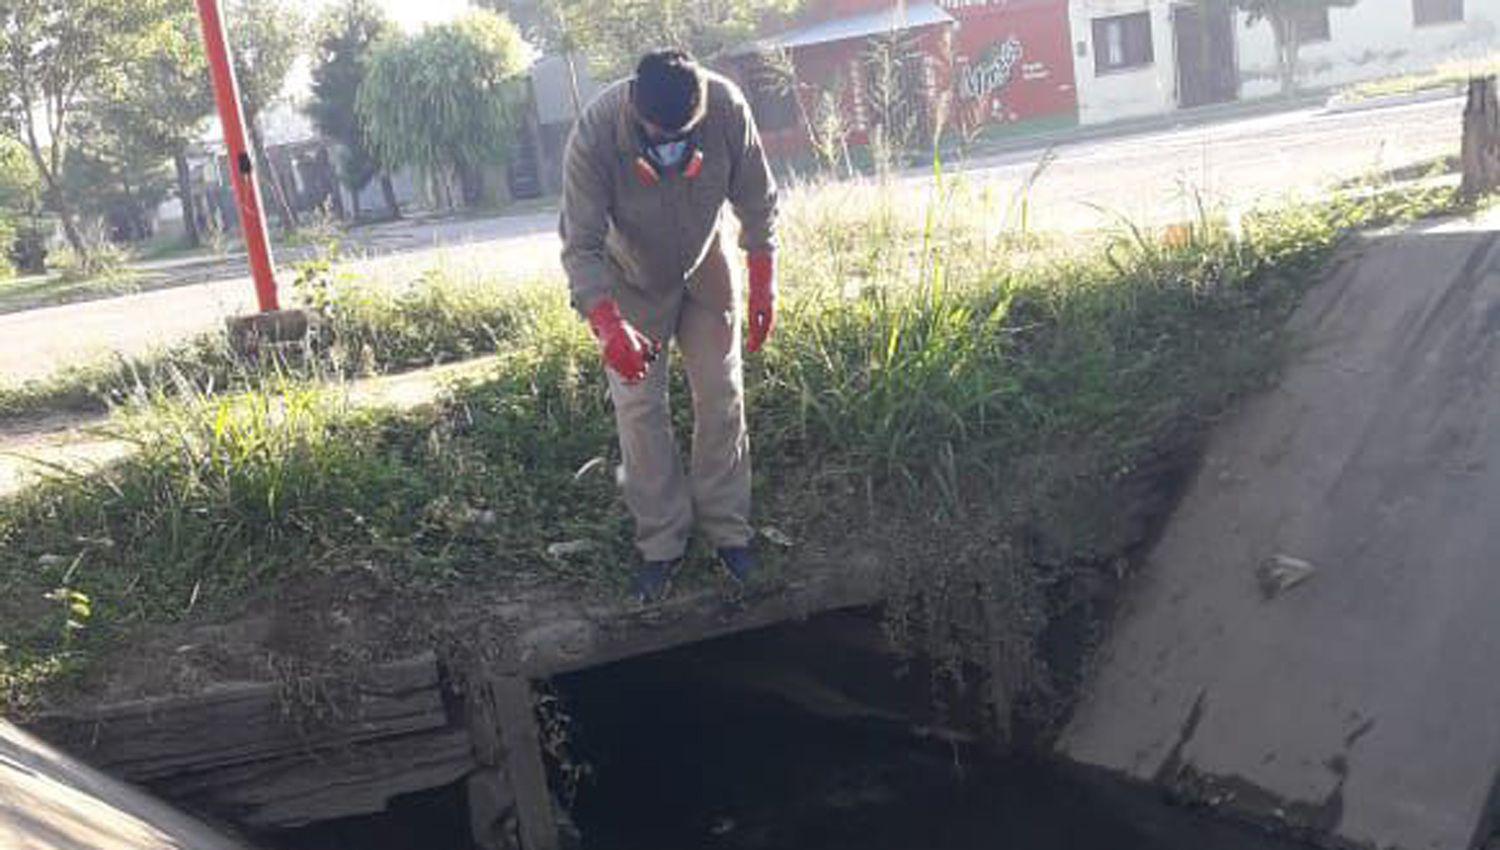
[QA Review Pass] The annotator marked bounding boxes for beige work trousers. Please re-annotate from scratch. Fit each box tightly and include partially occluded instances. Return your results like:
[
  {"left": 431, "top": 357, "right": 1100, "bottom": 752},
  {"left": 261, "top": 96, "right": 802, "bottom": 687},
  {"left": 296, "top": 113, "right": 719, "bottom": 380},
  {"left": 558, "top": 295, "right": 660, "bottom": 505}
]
[{"left": 606, "top": 246, "right": 752, "bottom": 561}]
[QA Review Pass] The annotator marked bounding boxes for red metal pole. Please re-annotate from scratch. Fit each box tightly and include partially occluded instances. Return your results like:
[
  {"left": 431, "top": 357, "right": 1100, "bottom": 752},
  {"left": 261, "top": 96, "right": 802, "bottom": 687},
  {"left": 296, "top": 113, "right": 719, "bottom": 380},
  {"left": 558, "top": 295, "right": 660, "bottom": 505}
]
[{"left": 194, "top": 0, "right": 280, "bottom": 313}]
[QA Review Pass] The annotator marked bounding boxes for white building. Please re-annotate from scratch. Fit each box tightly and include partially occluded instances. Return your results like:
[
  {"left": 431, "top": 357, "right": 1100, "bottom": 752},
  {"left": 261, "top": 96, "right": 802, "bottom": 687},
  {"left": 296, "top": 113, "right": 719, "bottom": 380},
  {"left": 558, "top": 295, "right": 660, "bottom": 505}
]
[
  {"left": 1069, "top": 0, "right": 1500, "bottom": 125},
  {"left": 1239, "top": 0, "right": 1500, "bottom": 99},
  {"left": 1068, "top": 0, "right": 1243, "bottom": 124}
]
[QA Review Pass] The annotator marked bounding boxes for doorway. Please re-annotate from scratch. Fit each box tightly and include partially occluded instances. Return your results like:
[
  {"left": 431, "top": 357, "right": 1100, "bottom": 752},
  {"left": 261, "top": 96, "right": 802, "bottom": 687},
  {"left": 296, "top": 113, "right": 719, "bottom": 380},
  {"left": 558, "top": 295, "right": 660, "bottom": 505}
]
[{"left": 1172, "top": 3, "right": 1239, "bottom": 109}]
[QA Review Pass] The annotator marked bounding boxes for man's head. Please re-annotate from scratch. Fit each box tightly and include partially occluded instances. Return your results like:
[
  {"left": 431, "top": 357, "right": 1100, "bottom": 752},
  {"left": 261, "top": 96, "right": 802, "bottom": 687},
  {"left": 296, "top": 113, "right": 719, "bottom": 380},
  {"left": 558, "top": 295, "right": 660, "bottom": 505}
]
[{"left": 632, "top": 49, "right": 708, "bottom": 142}]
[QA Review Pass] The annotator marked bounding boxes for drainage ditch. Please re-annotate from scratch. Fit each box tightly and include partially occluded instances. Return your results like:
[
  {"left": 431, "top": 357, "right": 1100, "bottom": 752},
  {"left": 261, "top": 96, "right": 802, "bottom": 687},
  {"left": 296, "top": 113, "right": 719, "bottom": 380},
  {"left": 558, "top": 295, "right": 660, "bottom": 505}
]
[{"left": 262, "top": 610, "right": 1317, "bottom": 850}]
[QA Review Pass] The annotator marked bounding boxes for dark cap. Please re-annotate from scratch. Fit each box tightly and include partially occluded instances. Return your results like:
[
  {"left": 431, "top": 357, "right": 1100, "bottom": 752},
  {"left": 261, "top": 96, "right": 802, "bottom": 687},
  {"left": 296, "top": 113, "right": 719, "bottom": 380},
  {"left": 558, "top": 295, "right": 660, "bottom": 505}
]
[{"left": 632, "top": 49, "right": 708, "bottom": 134}]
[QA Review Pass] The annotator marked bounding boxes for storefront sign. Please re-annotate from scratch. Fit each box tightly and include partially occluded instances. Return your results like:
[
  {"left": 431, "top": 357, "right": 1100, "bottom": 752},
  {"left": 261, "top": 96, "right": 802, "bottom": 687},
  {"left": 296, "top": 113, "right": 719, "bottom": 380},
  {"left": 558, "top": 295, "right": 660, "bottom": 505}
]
[{"left": 959, "top": 37, "right": 1023, "bottom": 100}]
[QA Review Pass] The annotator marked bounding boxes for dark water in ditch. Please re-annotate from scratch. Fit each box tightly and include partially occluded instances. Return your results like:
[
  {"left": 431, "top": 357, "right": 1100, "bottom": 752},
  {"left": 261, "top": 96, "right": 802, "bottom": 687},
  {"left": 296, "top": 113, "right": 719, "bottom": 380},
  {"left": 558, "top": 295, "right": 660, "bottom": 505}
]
[
  {"left": 551, "top": 659, "right": 1302, "bottom": 850},
  {"left": 276, "top": 643, "right": 1310, "bottom": 850}
]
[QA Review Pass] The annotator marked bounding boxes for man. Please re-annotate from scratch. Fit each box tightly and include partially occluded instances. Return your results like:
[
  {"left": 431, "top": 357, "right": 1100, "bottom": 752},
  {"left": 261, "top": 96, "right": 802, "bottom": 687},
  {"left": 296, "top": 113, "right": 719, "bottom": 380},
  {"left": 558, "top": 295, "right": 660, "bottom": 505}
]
[{"left": 559, "top": 49, "right": 779, "bottom": 602}]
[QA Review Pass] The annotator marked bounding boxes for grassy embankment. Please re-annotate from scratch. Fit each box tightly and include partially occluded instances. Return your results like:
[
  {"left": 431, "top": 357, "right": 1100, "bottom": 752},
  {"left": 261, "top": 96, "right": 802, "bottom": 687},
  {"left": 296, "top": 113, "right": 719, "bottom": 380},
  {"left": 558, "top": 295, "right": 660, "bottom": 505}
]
[{"left": 0, "top": 172, "right": 1470, "bottom": 718}]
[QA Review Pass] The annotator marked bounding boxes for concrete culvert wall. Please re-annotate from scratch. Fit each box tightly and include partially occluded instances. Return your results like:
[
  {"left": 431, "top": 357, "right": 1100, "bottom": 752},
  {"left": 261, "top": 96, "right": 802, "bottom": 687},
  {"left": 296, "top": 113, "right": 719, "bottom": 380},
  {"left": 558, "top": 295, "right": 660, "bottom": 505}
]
[{"left": 1062, "top": 222, "right": 1500, "bottom": 850}]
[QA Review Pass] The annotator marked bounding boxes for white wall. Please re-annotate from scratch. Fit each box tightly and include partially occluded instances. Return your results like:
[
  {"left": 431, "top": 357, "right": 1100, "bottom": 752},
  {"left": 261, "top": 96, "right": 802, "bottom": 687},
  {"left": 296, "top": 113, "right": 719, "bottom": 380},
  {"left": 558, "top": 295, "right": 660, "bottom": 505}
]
[
  {"left": 1239, "top": 0, "right": 1500, "bottom": 99},
  {"left": 1070, "top": 0, "right": 1181, "bottom": 124}
]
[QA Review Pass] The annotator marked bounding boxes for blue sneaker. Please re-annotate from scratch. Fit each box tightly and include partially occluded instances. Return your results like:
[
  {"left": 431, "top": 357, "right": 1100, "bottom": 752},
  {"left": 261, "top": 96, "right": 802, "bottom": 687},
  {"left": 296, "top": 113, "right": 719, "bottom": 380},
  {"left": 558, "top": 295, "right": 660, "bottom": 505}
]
[
  {"left": 716, "top": 546, "right": 759, "bottom": 585},
  {"left": 631, "top": 558, "right": 682, "bottom": 604}
]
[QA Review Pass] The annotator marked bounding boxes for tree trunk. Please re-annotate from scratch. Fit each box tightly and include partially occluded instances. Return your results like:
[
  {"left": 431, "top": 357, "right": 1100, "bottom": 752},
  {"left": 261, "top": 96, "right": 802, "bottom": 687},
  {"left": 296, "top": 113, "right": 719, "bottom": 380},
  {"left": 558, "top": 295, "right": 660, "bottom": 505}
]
[
  {"left": 173, "top": 151, "right": 201, "bottom": 247},
  {"left": 56, "top": 202, "right": 87, "bottom": 258},
  {"left": 563, "top": 50, "right": 584, "bottom": 119},
  {"left": 120, "top": 171, "right": 137, "bottom": 241},
  {"left": 380, "top": 173, "right": 401, "bottom": 220},
  {"left": 248, "top": 119, "right": 299, "bottom": 231},
  {"left": 459, "top": 159, "right": 484, "bottom": 207},
  {"left": 21, "top": 133, "right": 87, "bottom": 260},
  {"left": 350, "top": 184, "right": 363, "bottom": 221},
  {"left": 1274, "top": 16, "right": 1300, "bottom": 96},
  {"left": 320, "top": 148, "right": 346, "bottom": 220},
  {"left": 1461, "top": 76, "right": 1500, "bottom": 198}
]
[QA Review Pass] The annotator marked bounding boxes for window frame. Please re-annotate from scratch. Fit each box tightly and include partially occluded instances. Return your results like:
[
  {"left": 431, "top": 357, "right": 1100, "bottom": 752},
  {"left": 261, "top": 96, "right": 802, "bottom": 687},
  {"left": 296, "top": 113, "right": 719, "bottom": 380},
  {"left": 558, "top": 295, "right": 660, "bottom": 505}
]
[
  {"left": 1092, "top": 11, "right": 1155, "bottom": 75},
  {"left": 1413, "top": 0, "right": 1465, "bottom": 27},
  {"left": 1284, "top": 6, "right": 1332, "bottom": 44}
]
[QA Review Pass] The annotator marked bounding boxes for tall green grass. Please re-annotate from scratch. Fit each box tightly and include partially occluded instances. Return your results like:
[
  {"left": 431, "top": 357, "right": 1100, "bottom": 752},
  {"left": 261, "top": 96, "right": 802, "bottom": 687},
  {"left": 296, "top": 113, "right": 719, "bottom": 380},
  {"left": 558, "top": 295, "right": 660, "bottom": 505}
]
[
  {"left": 0, "top": 260, "right": 549, "bottom": 422},
  {"left": 0, "top": 176, "right": 1468, "bottom": 713}
]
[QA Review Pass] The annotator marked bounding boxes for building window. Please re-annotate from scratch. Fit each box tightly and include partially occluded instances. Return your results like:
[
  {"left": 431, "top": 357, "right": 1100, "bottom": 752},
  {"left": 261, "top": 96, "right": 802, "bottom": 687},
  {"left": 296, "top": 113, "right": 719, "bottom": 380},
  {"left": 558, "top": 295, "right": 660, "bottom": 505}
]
[
  {"left": 1093, "top": 12, "right": 1154, "bottom": 74},
  {"left": 1414, "top": 0, "right": 1464, "bottom": 26},
  {"left": 1284, "top": 7, "right": 1331, "bottom": 43}
]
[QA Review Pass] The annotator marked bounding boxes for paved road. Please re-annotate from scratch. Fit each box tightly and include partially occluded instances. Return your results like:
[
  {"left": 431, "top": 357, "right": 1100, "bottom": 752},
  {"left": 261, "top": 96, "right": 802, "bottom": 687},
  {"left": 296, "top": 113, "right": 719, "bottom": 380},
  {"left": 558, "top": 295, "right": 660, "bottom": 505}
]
[{"left": 0, "top": 96, "right": 1463, "bottom": 386}]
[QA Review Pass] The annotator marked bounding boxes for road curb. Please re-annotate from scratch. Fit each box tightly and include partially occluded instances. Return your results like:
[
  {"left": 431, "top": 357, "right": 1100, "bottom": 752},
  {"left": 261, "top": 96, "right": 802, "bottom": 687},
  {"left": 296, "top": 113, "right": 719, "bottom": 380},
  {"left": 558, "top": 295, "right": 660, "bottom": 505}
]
[{"left": 1323, "top": 87, "right": 1463, "bottom": 115}]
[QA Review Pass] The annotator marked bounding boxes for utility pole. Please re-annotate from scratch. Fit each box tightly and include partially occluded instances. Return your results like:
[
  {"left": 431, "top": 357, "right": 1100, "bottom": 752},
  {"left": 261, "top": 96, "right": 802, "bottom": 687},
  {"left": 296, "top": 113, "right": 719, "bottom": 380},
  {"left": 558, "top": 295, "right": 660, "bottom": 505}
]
[{"left": 194, "top": 0, "right": 309, "bottom": 347}]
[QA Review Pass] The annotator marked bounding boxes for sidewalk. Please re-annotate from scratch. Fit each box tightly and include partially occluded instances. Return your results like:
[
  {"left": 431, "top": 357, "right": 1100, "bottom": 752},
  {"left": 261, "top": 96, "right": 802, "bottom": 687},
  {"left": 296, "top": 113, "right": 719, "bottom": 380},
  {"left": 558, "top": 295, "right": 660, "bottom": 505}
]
[{"left": 952, "top": 91, "right": 1333, "bottom": 163}]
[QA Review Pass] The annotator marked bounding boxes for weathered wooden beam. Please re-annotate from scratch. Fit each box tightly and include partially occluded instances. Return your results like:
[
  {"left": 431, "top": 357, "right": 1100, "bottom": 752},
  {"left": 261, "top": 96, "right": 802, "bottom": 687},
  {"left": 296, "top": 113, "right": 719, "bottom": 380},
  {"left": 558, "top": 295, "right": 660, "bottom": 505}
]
[
  {"left": 509, "top": 550, "right": 886, "bottom": 676},
  {"left": 32, "top": 654, "right": 448, "bottom": 783},
  {"left": 493, "top": 676, "right": 558, "bottom": 850},
  {"left": 153, "top": 727, "right": 475, "bottom": 830},
  {"left": 466, "top": 768, "right": 519, "bottom": 850},
  {"left": 24, "top": 554, "right": 890, "bottom": 842}
]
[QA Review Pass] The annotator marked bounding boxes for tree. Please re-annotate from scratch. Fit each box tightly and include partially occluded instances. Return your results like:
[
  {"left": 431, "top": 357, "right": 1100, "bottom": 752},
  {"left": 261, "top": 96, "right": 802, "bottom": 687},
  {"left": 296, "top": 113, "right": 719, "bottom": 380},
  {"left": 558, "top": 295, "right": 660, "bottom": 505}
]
[
  {"left": 63, "top": 108, "right": 175, "bottom": 242},
  {"left": 358, "top": 11, "right": 531, "bottom": 209},
  {"left": 95, "top": 2, "right": 215, "bottom": 246},
  {"left": 0, "top": 134, "right": 45, "bottom": 273},
  {"left": 224, "top": 0, "right": 306, "bottom": 230},
  {"left": 307, "top": 0, "right": 399, "bottom": 221},
  {"left": 477, "top": 0, "right": 804, "bottom": 82},
  {"left": 0, "top": 135, "right": 41, "bottom": 216},
  {"left": 1227, "top": 0, "right": 1361, "bottom": 95},
  {"left": 0, "top": 0, "right": 170, "bottom": 261}
]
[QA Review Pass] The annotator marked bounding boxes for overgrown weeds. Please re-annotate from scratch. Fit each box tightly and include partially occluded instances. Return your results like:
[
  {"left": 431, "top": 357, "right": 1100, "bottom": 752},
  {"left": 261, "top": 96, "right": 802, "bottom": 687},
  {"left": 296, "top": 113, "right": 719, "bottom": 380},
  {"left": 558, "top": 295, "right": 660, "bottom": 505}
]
[
  {"left": 0, "top": 259, "right": 547, "bottom": 421},
  {"left": 0, "top": 175, "right": 1472, "bottom": 716}
]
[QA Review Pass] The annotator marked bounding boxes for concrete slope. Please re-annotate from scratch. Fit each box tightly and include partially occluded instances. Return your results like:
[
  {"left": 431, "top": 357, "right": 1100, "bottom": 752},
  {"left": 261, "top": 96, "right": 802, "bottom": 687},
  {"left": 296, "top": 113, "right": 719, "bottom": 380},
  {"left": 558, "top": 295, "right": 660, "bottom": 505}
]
[
  {"left": 1060, "top": 221, "right": 1500, "bottom": 850},
  {"left": 0, "top": 720, "right": 248, "bottom": 850}
]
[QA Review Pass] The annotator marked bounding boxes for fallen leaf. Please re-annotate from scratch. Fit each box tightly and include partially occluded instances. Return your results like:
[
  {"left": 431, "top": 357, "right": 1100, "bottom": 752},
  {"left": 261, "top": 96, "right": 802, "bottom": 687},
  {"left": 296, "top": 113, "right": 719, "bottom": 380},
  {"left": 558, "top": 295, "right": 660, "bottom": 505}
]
[{"left": 1258, "top": 554, "right": 1317, "bottom": 600}]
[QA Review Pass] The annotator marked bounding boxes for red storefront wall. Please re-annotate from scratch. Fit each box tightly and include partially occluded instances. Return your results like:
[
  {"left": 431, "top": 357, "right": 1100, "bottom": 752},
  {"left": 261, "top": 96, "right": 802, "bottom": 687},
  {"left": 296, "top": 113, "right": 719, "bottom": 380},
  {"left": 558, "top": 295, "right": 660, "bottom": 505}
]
[
  {"left": 750, "top": 23, "right": 954, "bottom": 158},
  {"left": 943, "top": 0, "right": 1077, "bottom": 130},
  {"left": 736, "top": 0, "right": 1077, "bottom": 158}
]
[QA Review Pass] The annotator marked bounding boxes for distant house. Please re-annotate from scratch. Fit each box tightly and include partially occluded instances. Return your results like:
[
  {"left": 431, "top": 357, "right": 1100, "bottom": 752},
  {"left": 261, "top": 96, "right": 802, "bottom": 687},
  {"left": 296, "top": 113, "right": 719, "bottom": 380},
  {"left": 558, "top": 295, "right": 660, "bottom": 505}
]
[
  {"left": 723, "top": 0, "right": 1078, "bottom": 160},
  {"left": 511, "top": 54, "right": 604, "bottom": 197},
  {"left": 157, "top": 102, "right": 424, "bottom": 239},
  {"left": 723, "top": 0, "right": 958, "bottom": 159},
  {"left": 1238, "top": 0, "right": 1500, "bottom": 99},
  {"left": 944, "top": 0, "right": 1079, "bottom": 136},
  {"left": 1068, "top": 0, "right": 1239, "bottom": 125},
  {"left": 1068, "top": 0, "right": 1500, "bottom": 126}
]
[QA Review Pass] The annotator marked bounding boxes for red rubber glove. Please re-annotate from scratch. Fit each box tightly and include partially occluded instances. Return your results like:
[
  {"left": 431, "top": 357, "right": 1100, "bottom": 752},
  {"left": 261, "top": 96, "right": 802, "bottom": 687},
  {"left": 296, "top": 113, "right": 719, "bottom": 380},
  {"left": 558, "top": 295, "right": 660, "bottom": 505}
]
[
  {"left": 587, "top": 299, "right": 659, "bottom": 383},
  {"left": 747, "top": 251, "right": 776, "bottom": 354}
]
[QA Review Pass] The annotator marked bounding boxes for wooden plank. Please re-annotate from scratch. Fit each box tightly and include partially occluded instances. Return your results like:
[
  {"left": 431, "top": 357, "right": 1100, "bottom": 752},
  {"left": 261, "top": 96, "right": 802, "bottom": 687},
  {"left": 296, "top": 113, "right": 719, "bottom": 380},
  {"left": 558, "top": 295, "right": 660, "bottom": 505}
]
[
  {"left": 493, "top": 676, "right": 558, "bottom": 850},
  {"left": 152, "top": 727, "right": 476, "bottom": 829},
  {"left": 32, "top": 653, "right": 448, "bottom": 782},
  {"left": 467, "top": 768, "right": 517, "bottom": 850},
  {"left": 511, "top": 550, "right": 886, "bottom": 676},
  {"left": 0, "top": 721, "right": 252, "bottom": 850}
]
